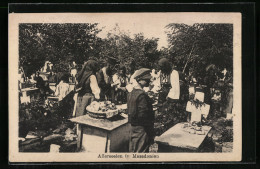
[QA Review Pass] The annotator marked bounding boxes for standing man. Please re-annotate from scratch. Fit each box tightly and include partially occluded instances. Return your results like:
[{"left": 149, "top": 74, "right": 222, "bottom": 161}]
[
  {"left": 127, "top": 68, "right": 154, "bottom": 152},
  {"left": 112, "top": 65, "right": 129, "bottom": 104},
  {"left": 96, "top": 56, "right": 118, "bottom": 102}
]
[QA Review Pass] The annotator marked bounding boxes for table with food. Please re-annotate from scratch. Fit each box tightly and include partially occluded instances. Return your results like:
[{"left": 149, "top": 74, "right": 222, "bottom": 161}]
[
  {"left": 155, "top": 122, "right": 212, "bottom": 152},
  {"left": 70, "top": 101, "right": 129, "bottom": 153}
]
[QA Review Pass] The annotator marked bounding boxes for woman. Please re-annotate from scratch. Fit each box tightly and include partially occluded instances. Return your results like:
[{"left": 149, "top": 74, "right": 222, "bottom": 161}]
[
  {"left": 112, "top": 65, "right": 129, "bottom": 104},
  {"left": 157, "top": 58, "right": 180, "bottom": 104},
  {"left": 157, "top": 58, "right": 189, "bottom": 124},
  {"left": 75, "top": 60, "right": 100, "bottom": 117}
]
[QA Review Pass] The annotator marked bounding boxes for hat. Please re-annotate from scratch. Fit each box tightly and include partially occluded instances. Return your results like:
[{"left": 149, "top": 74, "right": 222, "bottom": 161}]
[{"left": 134, "top": 68, "right": 152, "bottom": 81}]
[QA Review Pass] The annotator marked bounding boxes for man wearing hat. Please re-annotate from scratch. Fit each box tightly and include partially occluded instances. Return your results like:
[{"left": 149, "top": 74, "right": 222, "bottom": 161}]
[
  {"left": 127, "top": 68, "right": 154, "bottom": 152},
  {"left": 96, "top": 56, "right": 118, "bottom": 101}
]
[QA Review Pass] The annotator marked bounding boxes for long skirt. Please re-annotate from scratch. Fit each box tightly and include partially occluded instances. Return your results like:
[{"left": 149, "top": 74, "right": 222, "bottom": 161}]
[
  {"left": 129, "top": 125, "right": 154, "bottom": 153},
  {"left": 75, "top": 93, "right": 94, "bottom": 117}
]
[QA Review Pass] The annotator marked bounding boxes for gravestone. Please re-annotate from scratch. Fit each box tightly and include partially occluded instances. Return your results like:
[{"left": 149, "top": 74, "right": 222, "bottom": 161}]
[{"left": 186, "top": 92, "right": 210, "bottom": 122}]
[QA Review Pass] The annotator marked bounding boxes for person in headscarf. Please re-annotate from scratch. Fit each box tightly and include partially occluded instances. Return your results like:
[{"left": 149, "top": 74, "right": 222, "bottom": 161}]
[
  {"left": 158, "top": 58, "right": 180, "bottom": 103},
  {"left": 75, "top": 60, "right": 100, "bottom": 117},
  {"left": 127, "top": 68, "right": 154, "bottom": 153},
  {"left": 96, "top": 56, "right": 118, "bottom": 102},
  {"left": 112, "top": 65, "right": 129, "bottom": 104},
  {"left": 157, "top": 58, "right": 188, "bottom": 123}
]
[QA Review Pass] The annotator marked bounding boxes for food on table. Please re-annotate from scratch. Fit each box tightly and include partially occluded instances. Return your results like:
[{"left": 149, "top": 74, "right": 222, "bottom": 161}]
[
  {"left": 86, "top": 101, "right": 117, "bottom": 113},
  {"left": 182, "top": 122, "right": 207, "bottom": 135}
]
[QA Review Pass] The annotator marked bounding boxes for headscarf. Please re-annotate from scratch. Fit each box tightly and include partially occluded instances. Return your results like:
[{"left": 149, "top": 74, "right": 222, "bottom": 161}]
[
  {"left": 158, "top": 58, "right": 172, "bottom": 74},
  {"left": 76, "top": 60, "right": 99, "bottom": 89}
]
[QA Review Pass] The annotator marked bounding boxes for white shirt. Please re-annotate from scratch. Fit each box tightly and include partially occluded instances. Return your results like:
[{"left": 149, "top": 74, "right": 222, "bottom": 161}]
[
  {"left": 112, "top": 74, "right": 121, "bottom": 89},
  {"left": 89, "top": 75, "right": 100, "bottom": 100},
  {"left": 102, "top": 67, "right": 110, "bottom": 84},
  {"left": 55, "top": 81, "right": 70, "bottom": 101},
  {"left": 167, "top": 70, "right": 180, "bottom": 100}
]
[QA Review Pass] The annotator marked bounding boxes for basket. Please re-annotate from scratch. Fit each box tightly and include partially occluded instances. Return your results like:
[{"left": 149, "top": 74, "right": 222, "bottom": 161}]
[{"left": 86, "top": 108, "right": 120, "bottom": 119}]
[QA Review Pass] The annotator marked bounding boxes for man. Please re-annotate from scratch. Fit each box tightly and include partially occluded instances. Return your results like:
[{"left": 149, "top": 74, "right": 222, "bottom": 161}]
[
  {"left": 127, "top": 68, "right": 154, "bottom": 152},
  {"left": 112, "top": 65, "right": 129, "bottom": 104},
  {"left": 96, "top": 56, "right": 118, "bottom": 101}
]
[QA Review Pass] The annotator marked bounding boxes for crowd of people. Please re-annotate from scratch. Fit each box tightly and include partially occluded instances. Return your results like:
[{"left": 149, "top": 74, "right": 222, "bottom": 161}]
[
  {"left": 19, "top": 55, "right": 232, "bottom": 153},
  {"left": 70, "top": 57, "right": 188, "bottom": 153}
]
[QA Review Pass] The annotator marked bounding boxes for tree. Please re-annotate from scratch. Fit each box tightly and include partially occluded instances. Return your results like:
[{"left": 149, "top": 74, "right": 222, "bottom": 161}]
[
  {"left": 19, "top": 23, "right": 102, "bottom": 76},
  {"left": 166, "top": 23, "right": 233, "bottom": 81},
  {"left": 94, "top": 24, "right": 160, "bottom": 73}
]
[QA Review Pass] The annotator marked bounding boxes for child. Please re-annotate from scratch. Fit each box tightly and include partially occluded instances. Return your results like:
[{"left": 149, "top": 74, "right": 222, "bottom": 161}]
[{"left": 127, "top": 68, "right": 154, "bottom": 153}]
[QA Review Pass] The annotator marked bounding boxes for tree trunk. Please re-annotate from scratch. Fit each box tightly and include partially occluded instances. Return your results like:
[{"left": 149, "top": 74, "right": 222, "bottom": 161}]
[{"left": 182, "top": 43, "right": 196, "bottom": 73}]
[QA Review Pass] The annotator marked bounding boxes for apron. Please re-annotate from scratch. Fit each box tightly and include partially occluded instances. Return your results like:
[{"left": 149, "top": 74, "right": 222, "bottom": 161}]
[{"left": 75, "top": 93, "right": 94, "bottom": 117}]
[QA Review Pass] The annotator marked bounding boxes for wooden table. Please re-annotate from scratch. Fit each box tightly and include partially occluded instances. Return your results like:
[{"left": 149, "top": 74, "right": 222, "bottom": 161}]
[
  {"left": 70, "top": 114, "right": 130, "bottom": 153},
  {"left": 155, "top": 123, "right": 212, "bottom": 152}
]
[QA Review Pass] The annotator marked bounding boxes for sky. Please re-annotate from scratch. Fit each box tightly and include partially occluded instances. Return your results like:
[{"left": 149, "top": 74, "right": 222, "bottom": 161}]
[
  {"left": 80, "top": 12, "right": 238, "bottom": 50},
  {"left": 83, "top": 13, "right": 200, "bottom": 49},
  {"left": 14, "top": 13, "right": 238, "bottom": 50},
  {"left": 95, "top": 14, "right": 172, "bottom": 49}
]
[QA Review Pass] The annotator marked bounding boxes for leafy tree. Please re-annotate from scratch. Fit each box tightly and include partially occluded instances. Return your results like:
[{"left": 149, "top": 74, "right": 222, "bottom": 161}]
[
  {"left": 19, "top": 23, "right": 102, "bottom": 76},
  {"left": 165, "top": 23, "right": 233, "bottom": 82},
  {"left": 94, "top": 25, "right": 160, "bottom": 73}
]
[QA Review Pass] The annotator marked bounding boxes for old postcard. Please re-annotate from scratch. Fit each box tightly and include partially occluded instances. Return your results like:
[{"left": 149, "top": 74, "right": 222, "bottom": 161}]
[{"left": 9, "top": 12, "right": 241, "bottom": 162}]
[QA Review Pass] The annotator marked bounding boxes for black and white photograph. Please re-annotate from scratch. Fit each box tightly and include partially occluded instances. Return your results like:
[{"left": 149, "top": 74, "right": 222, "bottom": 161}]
[{"left": 9, "top": 12, "right": 241, "bottom": 162}]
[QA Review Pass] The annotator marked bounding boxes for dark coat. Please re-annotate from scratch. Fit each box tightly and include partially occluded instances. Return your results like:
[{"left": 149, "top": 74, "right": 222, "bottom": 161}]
[{"left": 127, "top": 89, "right": 154, "bottom": 127}]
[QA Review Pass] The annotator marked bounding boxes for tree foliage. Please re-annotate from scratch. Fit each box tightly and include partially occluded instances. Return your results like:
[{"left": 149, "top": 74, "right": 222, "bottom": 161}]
[
  {"left": 19, "top": 23, "right": 233, "bottom": 82},
  {"left": 94, "top": 25, "right": 160, "bottom": 73},
  {"left": 165, "top": 23, "right": 233, "bottom": 81},
  {"left": 19, "top": 24, "right": 160, "bottom": 76},
  {"left": 19, "top": 23, "right": 101, "bottom": 76}
]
